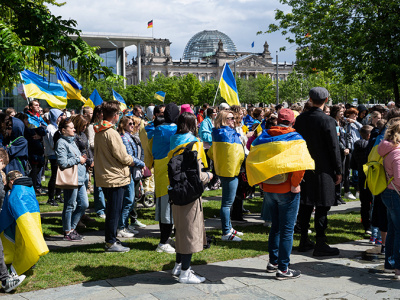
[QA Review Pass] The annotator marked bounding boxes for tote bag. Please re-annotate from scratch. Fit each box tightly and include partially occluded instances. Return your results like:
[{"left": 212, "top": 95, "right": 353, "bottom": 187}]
[{"left": 56, "top": 165, "right": 78, "bottom": 189}]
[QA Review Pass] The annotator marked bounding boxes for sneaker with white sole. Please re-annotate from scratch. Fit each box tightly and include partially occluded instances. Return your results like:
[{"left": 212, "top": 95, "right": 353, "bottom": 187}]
[
  {"left": 266, "top": 262, "right": 278, "bottom": 273},
  {"left": 276, "top": 268, "right": 301, "bottom": 280},
  {"left": 117, "top": 228, "right": 134, "bottom": 238},
  {"left": 134, "top": 220, "right": 147, "bottom": 228},
  {"left": 344, "top": 192, "right": 356, "bottom": 200},
  {"left": 1, "top": 274, "right": 26, "bottom": 292},
  {"left": 105, "top": 241, "right": 130, "bottom": 253},
  {"left": 179, "top": 268, "right": 205, "bottom": 284},
  {"left": 230, "top": 228, "right": 243, "bottom": 236},
  {"left": 171, "top": 262, "right": 182, "bottom": 276},
  {"left": 127, "top": 225, "right": 139, "bottom": 234},
  {"left": 221, "top": 233, "right": 242, "bottom": 242},
  {"left": 156, "top": 243, "right": 175, "bottom": 254}
]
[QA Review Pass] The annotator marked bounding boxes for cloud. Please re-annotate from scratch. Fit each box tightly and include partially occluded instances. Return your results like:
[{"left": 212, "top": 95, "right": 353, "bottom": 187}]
[{"left": 49, "top": 0, "right": 295, "bottom": 62}]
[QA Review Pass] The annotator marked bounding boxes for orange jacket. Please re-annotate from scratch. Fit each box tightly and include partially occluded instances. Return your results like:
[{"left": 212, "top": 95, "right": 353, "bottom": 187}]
[{"left": 259, "top": 126, "right": 305, "bottom": 194}]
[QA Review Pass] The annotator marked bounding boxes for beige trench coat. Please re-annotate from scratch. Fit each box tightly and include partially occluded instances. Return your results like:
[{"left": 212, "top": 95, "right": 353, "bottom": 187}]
[{"left": 172, "top": 161, "right": 211, "bottom": 254}]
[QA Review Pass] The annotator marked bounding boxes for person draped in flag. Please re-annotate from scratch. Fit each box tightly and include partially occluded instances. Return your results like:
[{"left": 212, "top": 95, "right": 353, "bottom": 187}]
[{"left": 209, "top": 110, "right": 245, "bottom": 241}]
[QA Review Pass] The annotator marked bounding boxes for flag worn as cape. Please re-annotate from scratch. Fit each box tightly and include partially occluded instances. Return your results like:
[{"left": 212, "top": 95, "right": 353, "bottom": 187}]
[
  {"left": 0, "top": 182, "right": 49, "bottom": 275},
  {"left": 20, "top": 69, "right": 67, "bottom": 109},
  {"left": 56, "top": 67, "right": 86, "bottom": 103},
  {"left": 168, "top": 133, "right": 208, "bottom": 168},
  {"left": 246, "top": 130, "right": 315, "bottom": 186},
  {"left": 208, "top": 126, "right": 244, "bottom": 177}
]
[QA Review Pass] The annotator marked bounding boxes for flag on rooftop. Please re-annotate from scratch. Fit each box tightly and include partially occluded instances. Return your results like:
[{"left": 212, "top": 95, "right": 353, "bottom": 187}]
[
  {"left": 218, "top": 63, "right": 240, "bottom": 106},
  {"left": 147, "top": 20, "right": 153, "bottom": 28},
  {"left": 85, "top": 89, "right": 103, "bottom": 109},
  {"left": 20, "top": 69, "right": 67, "bottom": 109},
  {"left": 112, "top": 89, "right": 127, "bottom": 111},
  {"left": 56, "top": 67, "right": 86, "bottom": 103},
  {"left": 154, "top": 91, "right": 165, "bottom": 102}
]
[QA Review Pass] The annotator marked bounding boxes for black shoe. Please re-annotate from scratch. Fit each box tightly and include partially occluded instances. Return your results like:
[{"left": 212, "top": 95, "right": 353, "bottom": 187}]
[
  {"left": 294, "top": 224, "right": 301, "bottom": 234},
  {"left": 298, "top": 238, "right": 315, "bottom": 252},
  {"left": 47, "top": 199, "right": 59, "bottom": 206},
  {"left": 313, "top": 241, "right": 340, "bottom": 257},
  {"left": 56, "top": 195, "right": 64, "bottom": 203}
]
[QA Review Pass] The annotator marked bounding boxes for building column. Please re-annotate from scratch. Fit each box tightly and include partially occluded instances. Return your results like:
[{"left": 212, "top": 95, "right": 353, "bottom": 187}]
[{"left": 137, "top": 42, "right": 142, "bottom": 83}]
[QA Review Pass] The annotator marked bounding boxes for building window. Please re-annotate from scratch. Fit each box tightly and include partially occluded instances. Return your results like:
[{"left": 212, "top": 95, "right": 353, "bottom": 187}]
[
  {"left": 201, "top": 76, "right": 205, "bottom": 82},
  {"left": 210, "top": 76, "right": 214, "bottom": 80},
  {"left": 162, "top": 47, "right": 165, "bottom": 55},
  {"left": 151, "top": 46, "right": 155, "bottom": 54},
  {"left": 156, "top": 47, "right": 159, "bottom": 54}
]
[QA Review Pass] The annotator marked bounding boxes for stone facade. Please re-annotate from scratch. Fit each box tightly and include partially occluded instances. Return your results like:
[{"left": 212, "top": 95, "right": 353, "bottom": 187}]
[{"left": 125, "top": 38, "right": 295, "bottom": 85}]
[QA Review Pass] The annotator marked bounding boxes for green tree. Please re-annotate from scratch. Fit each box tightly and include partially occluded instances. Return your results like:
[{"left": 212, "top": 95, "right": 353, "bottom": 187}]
[
  {"left": 266, "top": 0, "right": 400, "bottom": 103},
  {"left": 177, "top": 73, "right": 202, "bottom": 105}
]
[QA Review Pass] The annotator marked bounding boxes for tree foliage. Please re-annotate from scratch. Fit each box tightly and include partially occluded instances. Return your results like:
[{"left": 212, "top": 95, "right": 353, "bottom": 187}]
[{"left": 266, "top": 0, "right": 400, "bottom": 102}]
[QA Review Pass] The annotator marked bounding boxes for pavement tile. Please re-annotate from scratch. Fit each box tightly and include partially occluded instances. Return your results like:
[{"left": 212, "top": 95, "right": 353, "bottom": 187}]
[
  {"left": 349, "top": 285, "right": 400, "bottom": 300},
  {"left": 0, "top": 295, "right": 26, "bottom": 299},
  {"left": 207, "top": 285, "right": 283, "bottom": 300},
  {"left": 150, "top": 285, "right": 207, "bottom": 300},
  {"left": 194, "top": 278, "right": 247, "bottom": 294},
  {"left": 312, "top": 292, "right": 364, "bottom": 300},
  {"left": 121, "top": 295, "right": 159, "bottom": 300}
]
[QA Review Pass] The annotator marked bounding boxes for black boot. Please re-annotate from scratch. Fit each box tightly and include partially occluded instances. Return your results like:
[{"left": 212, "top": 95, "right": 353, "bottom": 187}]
[
  {"left": 47, "top": 198, "right": 59, "bottom": 206},
  {"left": 313, "top": 237, "right": 340, "bottom": 257},
  {"left": 298, "top": 237, "right": 315, "bottom": 252}
]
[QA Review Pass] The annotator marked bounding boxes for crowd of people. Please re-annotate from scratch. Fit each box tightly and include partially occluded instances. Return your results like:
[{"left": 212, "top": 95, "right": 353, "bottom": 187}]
[{"left": 1, "top": 89, "right": 400, "bottom": 290}]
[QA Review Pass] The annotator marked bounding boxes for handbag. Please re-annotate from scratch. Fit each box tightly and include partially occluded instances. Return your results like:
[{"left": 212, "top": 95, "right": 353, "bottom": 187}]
[{"left": 56, "top": 165, "right": 78, "bottom": 189}]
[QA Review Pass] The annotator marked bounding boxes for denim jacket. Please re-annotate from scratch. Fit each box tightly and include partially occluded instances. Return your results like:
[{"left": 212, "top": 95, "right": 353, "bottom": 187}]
[
  {"left": 121, "top": 132, "right": 145, "bottom": 180},
  {"left": 55, "top": 135, "right": 86, "bottom": 186}
]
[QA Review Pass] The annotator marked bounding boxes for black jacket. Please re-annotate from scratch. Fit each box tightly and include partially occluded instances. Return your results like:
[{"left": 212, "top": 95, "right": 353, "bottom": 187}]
[{"left": 294, "top": 107, "right": 342, "bottom": 207}]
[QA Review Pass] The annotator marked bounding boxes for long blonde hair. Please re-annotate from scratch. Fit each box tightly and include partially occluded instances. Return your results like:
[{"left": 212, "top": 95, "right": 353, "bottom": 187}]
[
  {"left": 214, "top": 110, "right": 233, "bottom": 129},
  {"left": 384, "top": 118, "right": 400, "bottom": 145}
]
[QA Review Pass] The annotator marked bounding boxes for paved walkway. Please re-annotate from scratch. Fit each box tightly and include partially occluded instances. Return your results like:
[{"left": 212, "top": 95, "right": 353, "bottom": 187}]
[{"left": 3, "top": 200, "right": 398, "bottom": 299}]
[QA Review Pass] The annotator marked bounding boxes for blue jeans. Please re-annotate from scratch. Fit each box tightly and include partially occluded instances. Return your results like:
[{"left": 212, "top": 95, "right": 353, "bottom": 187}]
[
  {"left": 93, "top": 169, "right": 106, "bottom": 216},
  {"left": 261, "top": 192, "right": 272, "bottom": 222},
  {"left": 62, "top": 185, "right": 89, "bottom": 232},
  {"left": 118, "top": 175, "right": 135, "bottom": 229},
  {"left": 220, "top": 176, "right": 239, "bottom": 235},
  {"left": 381, "top": 189, "right": 400, "bottom": 270},
  {"left": 266, "top": 191, "right": 300, "bottom": 272}
]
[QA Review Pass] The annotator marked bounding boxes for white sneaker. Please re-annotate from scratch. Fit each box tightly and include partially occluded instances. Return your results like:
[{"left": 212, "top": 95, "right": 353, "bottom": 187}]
[
  {"left": 171, "top": 262, "right": 182, "bottom": 276},
  {"left": 127, "top": 225, "right": 139, "bottom": 234},
  {"left": 178, "top": 268, "right": 205, "bottom": 284},
  {"left": 156, "top": 243, "right": 175, "bottom": 254},
  {"left": 221, "top": 233, "right": 242, "bottom": 242},
  {"left": 134, "top": 220, "right": 147, "bottom": 228},
  {"left": 230, "top": 228, "right": 243, "bottom": 236},
  {"left": 344, "top": 192, "right": 356, "bottom": 200},
  {"left": 117, "top": 228, "right": 134, "bottom": 238}
]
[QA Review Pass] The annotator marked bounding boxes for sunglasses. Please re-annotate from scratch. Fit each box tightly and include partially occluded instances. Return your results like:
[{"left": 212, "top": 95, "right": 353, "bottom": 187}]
[
  {"left": 128, "top": 122, "right": 134, "bottom": 125},
  {"left": 227, "top": 117, "right": 235, "bottom": 120}
]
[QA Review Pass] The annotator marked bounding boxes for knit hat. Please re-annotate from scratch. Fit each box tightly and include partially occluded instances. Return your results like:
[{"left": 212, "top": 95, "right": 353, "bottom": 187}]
[{"left": 164, "top": 103, "right": 179, "bottom": 124}]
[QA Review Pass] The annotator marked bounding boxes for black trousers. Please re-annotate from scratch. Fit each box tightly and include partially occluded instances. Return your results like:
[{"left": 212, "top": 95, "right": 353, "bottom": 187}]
[
  {"left": 48, "top": 159, "right": 61, "bottom": 200},
  {"left": 358, "top": 175, "right": 372, "bottom": 230},
  {"left": 103, "top": 186, "right": 126, "bottom": 244},
  {"left": 299, "top": 204, "right": 331, "bottom": 239}
]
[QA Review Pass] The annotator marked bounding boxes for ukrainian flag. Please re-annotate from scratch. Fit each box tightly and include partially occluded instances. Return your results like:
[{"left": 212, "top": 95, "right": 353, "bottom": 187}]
[
  {"left": 20, "top": 69, "right": 67, "bottom": 109},
  {"left": 246, "top": 131, "right": 315, "bottom": 186},
  {"left": 0, "top": 184, "right": 49, "bottom": 275},
  {"left": 154, "top": 91, "right": 165, "bottom": 102},
  {"left": 112, "top": 89, "right": 127, "bottom": 111},
  {"left": 56, "top": 67, "right": 86, "bottom": 103},
  {"left": 218, "top": 63, "right": 240, "bottom": 106},
  {"left": 208, "top": 126, "right": 244, "bottom": 177},
  {"left": 168, "top": 133, "right": 208, "bottom": 169},
  {"left": 85, "top": 89, "right": 103, "bottom": 109}
]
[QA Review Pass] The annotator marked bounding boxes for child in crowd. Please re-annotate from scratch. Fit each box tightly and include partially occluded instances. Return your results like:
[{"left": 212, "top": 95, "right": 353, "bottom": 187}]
[
  {"left": 0, "top": 149, "right": 26, "bottom": 293},
  {"left": 351, "top": 125, "right": 373, "bottom": 234}
]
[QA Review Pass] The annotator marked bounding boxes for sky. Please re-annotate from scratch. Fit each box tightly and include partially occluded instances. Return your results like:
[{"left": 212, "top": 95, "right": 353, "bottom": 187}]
[{"left": 49, "top": 0, "right": 296, "bottom": 63}]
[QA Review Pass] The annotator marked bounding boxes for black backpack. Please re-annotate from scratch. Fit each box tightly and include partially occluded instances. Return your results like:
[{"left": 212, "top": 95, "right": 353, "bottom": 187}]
[{"left": 168, "top": 141, "right": 204, "bottom": 206}]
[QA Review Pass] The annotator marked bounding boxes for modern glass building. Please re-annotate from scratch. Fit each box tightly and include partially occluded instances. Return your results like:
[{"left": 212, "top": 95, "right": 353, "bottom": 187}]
[{"left": 182, "top": 30, "right": 237, "bottom": 61}]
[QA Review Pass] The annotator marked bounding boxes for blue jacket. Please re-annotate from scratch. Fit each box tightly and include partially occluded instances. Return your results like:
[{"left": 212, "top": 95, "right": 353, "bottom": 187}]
[
  {"left": 121, "top": 132, "right": 145, "bottom": 179},
  {"left": 152, "top": 123, "right": 177, "bottom": 160},
  {"left": 4, "top": 118, "right": 29, "bottom": 175},
  {"left": 55, "top": 135, "right": 86, "bottom": 186},
  {"left": 198, "top": 117, "right": 213, "bottom": 145}
]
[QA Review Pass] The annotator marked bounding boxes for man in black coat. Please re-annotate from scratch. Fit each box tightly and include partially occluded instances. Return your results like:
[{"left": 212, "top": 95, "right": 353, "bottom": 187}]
[{"left": 294, "top": 87, "right": 342, "bottom": 256}]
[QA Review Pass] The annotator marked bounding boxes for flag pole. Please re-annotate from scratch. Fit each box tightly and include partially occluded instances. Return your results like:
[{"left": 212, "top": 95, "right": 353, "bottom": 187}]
[
  {"left": 213, "top": 63, "right": 226, "bottom": 106},
  {"left": 19, "top": 72, "right": 30, "bottom": 105}
]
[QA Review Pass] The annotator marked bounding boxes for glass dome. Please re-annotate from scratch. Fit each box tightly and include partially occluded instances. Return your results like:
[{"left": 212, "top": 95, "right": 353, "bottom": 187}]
[{"left": 182, "top": 30, "right": 237, "bottom": 61}]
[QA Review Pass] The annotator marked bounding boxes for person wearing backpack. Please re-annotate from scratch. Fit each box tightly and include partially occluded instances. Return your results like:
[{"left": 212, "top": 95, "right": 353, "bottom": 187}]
[
  {"left": 378, "top": 119, "right": 400, "bottom": 278},
  {"left": 168, "top": 112, "right": 212, "bottom": 284}
]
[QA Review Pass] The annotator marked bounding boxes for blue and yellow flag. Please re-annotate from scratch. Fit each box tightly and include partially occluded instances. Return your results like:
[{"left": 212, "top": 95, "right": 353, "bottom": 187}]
[
  {"left": 208, "top": 126, "right": 244, "bottom": 177},
  {"left": 168, "top": 133, "right": 208, "bottom": 169},
  {"left": 85, "top": 89, "right": 103, "bottom": 109},
  {"left": 246, "top": 130, "right": 315, "bottom": 186},
  {"left": 154, "top": 91, "right": 166, "bottom": 102},
  {"left": 56, "top": 67, "right": 86, "bottom": 103},
  {"left": 218, "top": 63, "right": 240, "bottom": 106},
  {"left": 0, "top": 183, "right": 49, "bottom": 275},
  {"left": 20, "top": 69, "right": 67, "bottom": 109},
  {"left": 112, "top": 89, "right": 127, "bottom": 111}
]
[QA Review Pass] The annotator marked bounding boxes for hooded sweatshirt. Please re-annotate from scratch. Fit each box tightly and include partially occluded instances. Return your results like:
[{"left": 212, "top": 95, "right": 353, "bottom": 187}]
[
  {"left": 4, "top": 118, "right": 29, "bottom": 175},
  {"left": 378, "top": 140, "right": 400, "bottom": 191},
  {"left": 94, "top": 120, "right": 133, "bottom": 188},
  {"left": 43, "top": 109, "right": 63, "bottom": 158}
]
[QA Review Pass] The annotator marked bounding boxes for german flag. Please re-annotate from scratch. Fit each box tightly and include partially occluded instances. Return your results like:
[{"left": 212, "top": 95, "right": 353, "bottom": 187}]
[{"left": 147, "top": 20, "right": 153, "bottom": 28}]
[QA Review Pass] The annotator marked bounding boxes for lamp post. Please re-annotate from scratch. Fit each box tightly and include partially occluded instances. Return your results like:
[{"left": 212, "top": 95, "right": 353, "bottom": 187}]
[{"left": 276, "top": 51, "right": 279, "bottom": 105}]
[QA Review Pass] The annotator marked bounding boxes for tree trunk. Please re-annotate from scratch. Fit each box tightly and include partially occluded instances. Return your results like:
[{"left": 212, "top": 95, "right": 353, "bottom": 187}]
[{"left": 392, "top": 71, "right": 400, "bottom": 104}]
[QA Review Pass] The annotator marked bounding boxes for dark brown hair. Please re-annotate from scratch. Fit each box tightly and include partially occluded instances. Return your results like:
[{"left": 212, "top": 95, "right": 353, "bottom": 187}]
[
  {"left": 0, "top": 148, "right": 9, "bottom": 165},
  {"left": 176, "top": 112, "right": 197, "bottom": 135},
  {"left": 71, "top": 115, "right": 88, "bottom": 133}
]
